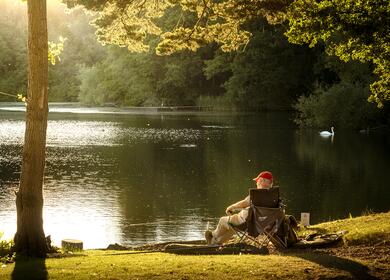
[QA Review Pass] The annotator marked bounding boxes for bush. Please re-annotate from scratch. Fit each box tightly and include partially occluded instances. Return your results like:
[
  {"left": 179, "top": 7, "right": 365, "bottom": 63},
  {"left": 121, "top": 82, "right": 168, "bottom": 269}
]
[
  {"left": 196, "top": 95, "right": 234, "bottom": 111},
  {"left": 0, "top": 232, "right": 14, "bottom": 263},
  {"left": 294, "top": 81, "right": 382, "bottom": 129}
]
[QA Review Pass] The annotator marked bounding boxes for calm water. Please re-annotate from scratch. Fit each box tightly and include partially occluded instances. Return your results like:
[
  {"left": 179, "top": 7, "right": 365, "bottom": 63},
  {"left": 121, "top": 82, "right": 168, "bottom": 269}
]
[{"left": 0, "top": 104, "right": 389, "bottom": 248}]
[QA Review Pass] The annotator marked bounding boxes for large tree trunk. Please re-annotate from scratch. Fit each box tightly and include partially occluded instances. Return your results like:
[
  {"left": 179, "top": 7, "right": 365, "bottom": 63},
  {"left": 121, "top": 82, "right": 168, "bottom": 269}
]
[{"left": 14, "top": 0, "right": 49, "bottom": 258}]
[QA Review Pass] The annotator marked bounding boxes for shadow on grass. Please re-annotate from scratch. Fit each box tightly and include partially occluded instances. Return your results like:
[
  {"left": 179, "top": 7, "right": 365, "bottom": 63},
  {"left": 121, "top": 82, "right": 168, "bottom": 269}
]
[
  {"left": 296, "top": 251, "right": 379, "bottom": 280},
  {"left": 11, "top": 257, "right": 47, "bottom": 280}
]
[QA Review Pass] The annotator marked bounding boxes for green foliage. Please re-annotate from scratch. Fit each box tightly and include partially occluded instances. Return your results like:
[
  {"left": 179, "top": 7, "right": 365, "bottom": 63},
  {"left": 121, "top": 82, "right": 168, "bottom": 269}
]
[
  {"left": 89, "top": 1, "right": 173, "bottom": 52},
  {"left": 1, "top": 0, "right": 387, "bottom": 119},
  {"left": 172, "top": 0, "right": 288, "bottom": 53},
  {"left": 0, "top": 0, "right": 27, "bottom": 101},
  {"left": 0, "top": 232, "right": 14, "bottom": 264},
  {"left": 77, "top": 46, "right": 211, "bottom": 106},
  {"left": 294, "top": 56, "right": 388, "bottom": 129},
  {"left": 286, "top": 0, "right": 390, "bottom": 107},
  {"left": 78, "top": 47, "right": 161, "bottom": 106},
  {"left": 47, "top": 3, "right": 107, "bottom": 102},
  {"left": 294, "top": 81, "right": 380, "bottom": 129},
  {"left": 77, "top": 65, "right": 106, "bottom": 105},
  {"left": 196, "top": 95, "right": 234, "bottom": 111},
  {"left": 204, "top": 20, "right": 318, "bottom": 110},
  {"left": 0, "top": 0, "right": 106, "bottom": 102},
  {"left": 48, "top": 37, "right": 67, "bottom": 66},
  {"left": 203, "top": 52, "right": 233, "bottom": 80},
  {"left": 17, "top": 93, "right": 27, "bottom": 105},
  {"left": 66, "top": 0, "right": 388, "bottom": 109},
  {"left": 75, "top": 18, "right": 321, "bottom": 109},
  {"left": 64, "top": 0, "right": 291, "bottom": 55},
  {"left": 156, "top": 52, "right": 208, "bottom": 106}
]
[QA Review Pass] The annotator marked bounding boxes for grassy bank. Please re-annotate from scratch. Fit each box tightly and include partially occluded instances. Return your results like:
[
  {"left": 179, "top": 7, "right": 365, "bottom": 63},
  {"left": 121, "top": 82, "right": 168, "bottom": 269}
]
[
  {"left": 1, "top": 211, "right": 389, "bottom": 280},
  {"left": 299, "top": 211, "right": 390, "bottom": 245}
]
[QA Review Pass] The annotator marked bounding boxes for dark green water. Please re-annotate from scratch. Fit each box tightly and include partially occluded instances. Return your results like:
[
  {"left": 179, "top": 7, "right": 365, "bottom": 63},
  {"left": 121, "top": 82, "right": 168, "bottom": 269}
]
[{"left": 0, "top": 105, "right": 389, "bottom": 248}]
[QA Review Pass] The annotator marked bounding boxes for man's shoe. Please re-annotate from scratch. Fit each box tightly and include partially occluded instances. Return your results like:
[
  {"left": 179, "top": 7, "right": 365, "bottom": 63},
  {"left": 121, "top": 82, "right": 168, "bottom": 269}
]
[{"left": 205, "top": 230, "right": 213, "bottom": 245}]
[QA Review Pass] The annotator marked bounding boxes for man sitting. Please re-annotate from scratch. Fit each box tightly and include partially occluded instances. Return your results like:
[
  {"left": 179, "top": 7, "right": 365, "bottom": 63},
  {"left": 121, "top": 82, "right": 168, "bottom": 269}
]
[{"left": 205, "top": 171, "right": 274, "bottom": 245}]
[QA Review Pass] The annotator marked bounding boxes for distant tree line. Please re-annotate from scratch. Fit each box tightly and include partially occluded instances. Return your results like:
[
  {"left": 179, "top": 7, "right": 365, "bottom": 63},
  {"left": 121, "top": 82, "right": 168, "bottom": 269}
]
[{"left": 0, "top": 0, "right": 388, "bottom": 129}]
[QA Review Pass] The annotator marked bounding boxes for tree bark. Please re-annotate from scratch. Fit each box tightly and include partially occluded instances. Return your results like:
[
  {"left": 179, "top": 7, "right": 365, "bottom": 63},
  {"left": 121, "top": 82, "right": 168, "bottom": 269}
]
[{"left": 14, "top": 0, "right": 49, "bottom": 258}]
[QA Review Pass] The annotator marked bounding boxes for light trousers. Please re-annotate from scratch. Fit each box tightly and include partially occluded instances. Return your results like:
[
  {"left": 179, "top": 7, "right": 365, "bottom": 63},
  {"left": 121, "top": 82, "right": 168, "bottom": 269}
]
[{"left": 211, "top": 209, "right": 248, "bottom": 244}]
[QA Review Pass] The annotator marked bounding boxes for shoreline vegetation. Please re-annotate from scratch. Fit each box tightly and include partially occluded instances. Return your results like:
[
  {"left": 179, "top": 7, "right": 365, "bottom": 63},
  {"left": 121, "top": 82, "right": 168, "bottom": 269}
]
[
  {"left": 0, "top": 101, "right": 287, "bottom": 112},
  {"left": 1, "top": 0, "right": 389, "bottom": 132},
  {"left": 1, "top": 211, "right": 389, "bottom": 279},
  {"left": 0, "top": 102, "right": 215, "bottom": 113},
  {"left": 2, "top": 103, "right": 389, "bottom": 132}
]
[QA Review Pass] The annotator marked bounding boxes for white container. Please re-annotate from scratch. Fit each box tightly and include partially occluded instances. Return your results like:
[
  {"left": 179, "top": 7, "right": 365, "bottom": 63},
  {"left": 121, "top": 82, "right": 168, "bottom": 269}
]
[{"left": 301, "top": 212, "right": 310, "bottom": 226}]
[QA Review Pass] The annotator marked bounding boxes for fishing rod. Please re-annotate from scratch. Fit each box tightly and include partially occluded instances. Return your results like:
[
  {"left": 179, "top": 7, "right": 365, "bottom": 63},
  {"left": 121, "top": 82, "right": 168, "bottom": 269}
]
[
  {"left": 0, "top": 91, "right": 17, "bottom": 98},
  {"left": 0, "top": 91, "right": 27, "bottom": 103}
]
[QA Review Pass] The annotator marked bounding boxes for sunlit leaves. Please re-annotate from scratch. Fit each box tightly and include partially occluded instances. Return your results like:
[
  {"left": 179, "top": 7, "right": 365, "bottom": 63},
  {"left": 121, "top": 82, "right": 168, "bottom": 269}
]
[
  {"left": 48, "top": 36, "right": 67, "bottom": 65},
  {"left": 17, "top": 93, "right": 27, "bottom": 105},
  {"left": 155, "top": 0, "right": 290, "bottom": 54},
  {"left": 90, "top": 1, "right": 173, "bottom": 52},
  {"left": 66, "top": 0, "right": 389, "bottom": 107},
  {"left": 285, "top": 0, "right": 390, "bottom": 107},
  {"left": 66, "top": 0, "right": 291, "bottom": 54},
  {"left": 156, "top": 24, "right": 251, "bottom": 55}
]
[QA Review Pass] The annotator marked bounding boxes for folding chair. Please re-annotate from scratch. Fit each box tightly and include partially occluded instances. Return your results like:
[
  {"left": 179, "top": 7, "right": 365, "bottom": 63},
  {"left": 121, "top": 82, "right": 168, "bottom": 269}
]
[{"left": 229, "top": 186, "right": 288, "bottom": 249}]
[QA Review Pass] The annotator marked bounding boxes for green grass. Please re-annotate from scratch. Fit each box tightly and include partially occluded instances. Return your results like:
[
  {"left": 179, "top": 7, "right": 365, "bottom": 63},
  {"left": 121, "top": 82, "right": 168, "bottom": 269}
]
[
  {"left": 1, "top": 211, "right": 389, "bottom": 280},
  {"left": 299, "top": 211, "right": 390, "bottom": 245},
  {"left": 1, "top": 251, "right": 362, "bottom": 280}
]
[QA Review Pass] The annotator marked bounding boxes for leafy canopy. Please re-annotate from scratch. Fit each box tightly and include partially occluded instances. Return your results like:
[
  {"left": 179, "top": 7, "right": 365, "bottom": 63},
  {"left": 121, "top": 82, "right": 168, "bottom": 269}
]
[
  {"left": 286, "top": 0, "right": 389, "bottom": 108},
  {"left": 64, "top": 0, "right": 291, "bottom": 54},
  {"left": 64, "top": 0, "right": 389, "bottom": 107}
]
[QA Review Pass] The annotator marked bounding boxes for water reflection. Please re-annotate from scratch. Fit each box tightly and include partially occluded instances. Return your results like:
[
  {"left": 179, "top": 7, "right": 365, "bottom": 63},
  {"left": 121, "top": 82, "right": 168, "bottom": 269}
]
[
  {"left": 0, "top": 119, "right": 205, "bottom": 147},
  {"left": 292, "top": 130, "right": 390, "bottom": 221},
  {"left": 0, "top": 108, "right": 389, "bottom": 248}
]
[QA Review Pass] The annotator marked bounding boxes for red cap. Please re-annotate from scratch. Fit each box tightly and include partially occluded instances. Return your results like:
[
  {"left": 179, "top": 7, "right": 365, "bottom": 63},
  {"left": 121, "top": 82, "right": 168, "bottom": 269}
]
[{"left": 253, "top": 171, "right": 273, "bottom": 182}]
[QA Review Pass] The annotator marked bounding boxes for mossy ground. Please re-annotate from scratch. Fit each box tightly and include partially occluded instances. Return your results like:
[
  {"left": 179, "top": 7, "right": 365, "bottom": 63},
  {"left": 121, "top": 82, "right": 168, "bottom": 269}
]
[{"left": 1, "top": 211, "right": 389, "bottom": 280}]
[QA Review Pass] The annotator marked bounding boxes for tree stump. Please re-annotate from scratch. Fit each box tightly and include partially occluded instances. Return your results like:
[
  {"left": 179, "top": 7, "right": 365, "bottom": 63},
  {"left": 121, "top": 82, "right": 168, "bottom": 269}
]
[{"left": 61, "top": 239, "right": 83, "bottom": 251}]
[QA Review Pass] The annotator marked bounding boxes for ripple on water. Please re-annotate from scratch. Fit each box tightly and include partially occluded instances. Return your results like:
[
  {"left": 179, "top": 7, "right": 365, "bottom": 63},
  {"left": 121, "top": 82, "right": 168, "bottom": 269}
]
[{"left": 0, "top": 120, "right": 209, "bottom": 146}]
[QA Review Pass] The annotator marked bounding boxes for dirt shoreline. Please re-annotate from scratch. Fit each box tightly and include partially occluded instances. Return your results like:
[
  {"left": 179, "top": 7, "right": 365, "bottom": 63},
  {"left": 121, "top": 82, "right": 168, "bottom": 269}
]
[
  {"left": 107, "top": 239, "right": 390, "bottom": 261},
  {"left": 127, "top": 240, "right": 390, "bottom": 279}
]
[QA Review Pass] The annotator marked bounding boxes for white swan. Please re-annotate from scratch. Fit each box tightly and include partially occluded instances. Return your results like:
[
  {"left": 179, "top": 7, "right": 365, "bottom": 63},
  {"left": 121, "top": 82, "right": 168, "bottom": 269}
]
[{"left": 319, "top": 127, "right": 334, "bottom": 137}]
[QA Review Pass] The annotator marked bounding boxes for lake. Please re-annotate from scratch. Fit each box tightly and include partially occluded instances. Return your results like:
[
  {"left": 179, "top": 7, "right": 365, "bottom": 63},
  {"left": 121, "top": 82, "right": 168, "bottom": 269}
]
[{"left": 0, "top": 103, "right": 389, "bottom": 248}]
